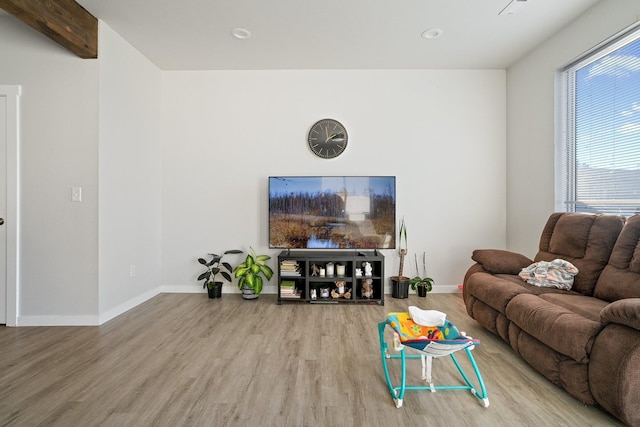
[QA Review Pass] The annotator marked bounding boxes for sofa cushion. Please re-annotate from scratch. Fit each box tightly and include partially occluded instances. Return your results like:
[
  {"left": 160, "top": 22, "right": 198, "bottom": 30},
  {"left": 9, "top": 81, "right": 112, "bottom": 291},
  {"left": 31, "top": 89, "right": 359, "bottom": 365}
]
[
  {"left": 548, "top": 214, "right": 593, "bottom": 258},
  {"left": 505, "top": 293, "right": 604, "bottom": 363},
  {"left": 539, "top": 293, "right": 608, "bottom": 323},
  {"left": 600, "top": 298, "right": 640, "bottom": 331},
  {"left": 594, "top": 214, "right": 640, "bottom": 302},
  {"left": 536, "top": 213, "right": 625, "bottom": 296},
  {"left": 466, "top": 272, "right": 579, "bottom": 313},
  {"left": 464, "top": 272, "right": 530, "bottom": 314},
  {"left": 471, "top": 249, "right": 532, "bottom": 274}
]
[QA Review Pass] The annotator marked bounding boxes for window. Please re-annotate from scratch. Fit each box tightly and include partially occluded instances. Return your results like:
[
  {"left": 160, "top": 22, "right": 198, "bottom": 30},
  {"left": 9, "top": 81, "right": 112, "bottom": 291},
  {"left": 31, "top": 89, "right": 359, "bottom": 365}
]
[{"left": 558, "top": 25, "right": 640, "bottom": 216}]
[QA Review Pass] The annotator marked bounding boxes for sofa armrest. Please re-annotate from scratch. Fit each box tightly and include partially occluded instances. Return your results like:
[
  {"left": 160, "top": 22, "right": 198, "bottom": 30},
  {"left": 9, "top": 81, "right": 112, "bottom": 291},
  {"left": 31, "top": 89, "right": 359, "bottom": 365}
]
[
  {"left": 471, "top": 249, "right": 533, "bottom": 275},
  {"left": 590, "top": 316, "right": 640, "bottom": 425},
  {"left": 600, "top": 298, "right": 640, "bottom": 331}
]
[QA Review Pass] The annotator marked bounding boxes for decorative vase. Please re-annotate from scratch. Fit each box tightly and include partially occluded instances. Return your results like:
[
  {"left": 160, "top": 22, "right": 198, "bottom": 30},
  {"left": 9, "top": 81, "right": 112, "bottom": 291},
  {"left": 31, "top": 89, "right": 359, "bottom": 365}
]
[
  {"left": 391, "top": 276, "right": 409, "bottom": 299},
  {"left": 241, "top": 283, "right": 259, "bottom": 300}
]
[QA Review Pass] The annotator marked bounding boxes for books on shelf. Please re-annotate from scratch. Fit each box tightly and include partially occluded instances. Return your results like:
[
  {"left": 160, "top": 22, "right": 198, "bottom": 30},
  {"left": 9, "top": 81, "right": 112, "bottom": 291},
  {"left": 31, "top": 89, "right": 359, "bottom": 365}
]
[
  {"left": 280, "top": 259, "right": 301, "bottom": 277},
  {"left": 280, "top": 280, "right": 302, "bottom": 299}
]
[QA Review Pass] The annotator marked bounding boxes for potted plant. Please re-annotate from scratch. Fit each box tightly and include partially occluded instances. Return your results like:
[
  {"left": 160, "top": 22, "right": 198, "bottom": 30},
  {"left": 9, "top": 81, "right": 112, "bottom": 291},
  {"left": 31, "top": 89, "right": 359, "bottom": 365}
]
[
  {"left": 409, "top": 252, "right": 434, "bottom": 297},
  {"left": 197, "top": 250, "right": 243, "bottom": 298},
  {"left": 390, "top": 218, "right": 410, "bottom": 299},
  {"left": 234, "top": 247, "right": 274, "bottom": 300}
]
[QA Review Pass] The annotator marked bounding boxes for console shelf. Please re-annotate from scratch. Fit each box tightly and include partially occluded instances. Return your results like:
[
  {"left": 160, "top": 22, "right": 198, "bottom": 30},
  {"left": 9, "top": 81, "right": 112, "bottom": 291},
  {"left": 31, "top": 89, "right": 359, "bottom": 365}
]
[{"left": 277, "top": 250, "right": 384, "bottom": 305}]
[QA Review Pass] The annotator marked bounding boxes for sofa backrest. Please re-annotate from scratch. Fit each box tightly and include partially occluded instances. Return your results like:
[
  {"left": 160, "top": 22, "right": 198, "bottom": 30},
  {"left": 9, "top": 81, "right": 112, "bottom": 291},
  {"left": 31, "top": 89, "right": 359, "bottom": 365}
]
[
  {"left": 594, "top": 214, "right": 640, "bottom": 302},
  {"left": 535, "top": 212, "right": 625, "bottom": 296}
]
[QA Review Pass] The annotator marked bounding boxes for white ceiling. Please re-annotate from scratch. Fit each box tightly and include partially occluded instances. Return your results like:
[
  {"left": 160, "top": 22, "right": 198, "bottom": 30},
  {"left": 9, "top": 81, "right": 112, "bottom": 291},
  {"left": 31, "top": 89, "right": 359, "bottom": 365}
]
[{"left": 75, "top": 0, "right": 601, "bottom": 70}]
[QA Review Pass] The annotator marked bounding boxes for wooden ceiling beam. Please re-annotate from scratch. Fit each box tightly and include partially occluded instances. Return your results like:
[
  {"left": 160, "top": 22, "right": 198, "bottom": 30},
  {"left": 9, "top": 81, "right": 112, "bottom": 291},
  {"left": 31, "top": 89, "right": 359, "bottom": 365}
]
[{"left": 0, "top": 0, "right": 98, "bottom": 59}]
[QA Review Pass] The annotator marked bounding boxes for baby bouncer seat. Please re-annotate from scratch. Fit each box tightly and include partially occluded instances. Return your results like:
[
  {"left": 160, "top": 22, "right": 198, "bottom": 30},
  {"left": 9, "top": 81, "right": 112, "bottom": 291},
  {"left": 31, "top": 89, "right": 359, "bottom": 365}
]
[{"left": 378, "top": 311, "right": 489, "bottom": 408}]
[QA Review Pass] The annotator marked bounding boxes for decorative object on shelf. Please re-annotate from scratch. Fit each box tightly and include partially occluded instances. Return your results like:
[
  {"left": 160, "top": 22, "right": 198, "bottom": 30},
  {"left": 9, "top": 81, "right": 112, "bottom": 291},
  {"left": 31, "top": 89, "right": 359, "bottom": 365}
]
[
  {"left": 391, "top": 217, "right": 410, "bottom": 299},
  {"left": 320, "top": 287, "right": 330, "bottom": 298},
  {"left": 307, "top": 119, "right": 348, "bottom": 159},
  {"left": 310, "top": 288, "right": 317, "bottom": 300},
  {"left": 331, "top": 281, "right": 351, "bottom": 299},
  {"left": 361, "top": 278, "right": 374, "bottom": 298},
  {"left": 356, "top": 268, "right": 363, "bottom": 277},
  {"left": 311, "top": 263, "right": 320, "bottom": 276},
  {"left": 234, "top": 247, "right": 274, "bottom": 300},
  {"left": 319, "top": 267, "right": 326, "bottom": 277},
  {"left": 409, "top": 252, "right": 434, "bottom": 297},
  {"left": 336, "top": 264, "right": 346, "bottom": 276},
  {"left": 197, "top": 250, "right": 243, "bottom": 299},
  {"left": 326, "top": 262, "right": 335, "bottom": 277},
  {"left": 363, "top": 261, "right": 373, "bottom": 277}
]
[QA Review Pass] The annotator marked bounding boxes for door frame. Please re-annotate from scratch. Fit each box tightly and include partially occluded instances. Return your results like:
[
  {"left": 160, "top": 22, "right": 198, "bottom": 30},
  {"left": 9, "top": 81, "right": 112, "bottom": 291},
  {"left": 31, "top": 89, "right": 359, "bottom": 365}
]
[{"left": 1, "top": 85, "right": 20, "bottom": 327}]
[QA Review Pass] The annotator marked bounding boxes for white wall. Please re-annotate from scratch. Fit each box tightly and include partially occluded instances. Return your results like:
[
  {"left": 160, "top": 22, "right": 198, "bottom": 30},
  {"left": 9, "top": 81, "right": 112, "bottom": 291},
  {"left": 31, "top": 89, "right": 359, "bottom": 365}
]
[
  {"left": 0, "top": 16, "right": 162, "bottom": 325},
  {"left": 98, "top": 23, "right": 163, "bottom": 322},
  {"left": 161, "top": 70, "right": 506, "bottom": 294},
  {"left": 0, "top": 14, "right": 506, "bottom": 322},
  {"left": 0, "top": 16, "right": 100, "bottom": 325},
  {"left": 2, "top": 0, "right": 636, "bottom": 320},
  {"left": 506, "top": 0, "right": 640, "bottom": 256}
]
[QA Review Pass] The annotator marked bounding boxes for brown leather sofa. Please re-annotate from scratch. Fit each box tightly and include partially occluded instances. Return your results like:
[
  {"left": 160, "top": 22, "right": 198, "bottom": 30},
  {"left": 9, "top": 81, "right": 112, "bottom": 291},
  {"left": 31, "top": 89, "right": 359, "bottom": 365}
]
[{"left": 463, "top": 212, "right": 640, "bottom": 426}]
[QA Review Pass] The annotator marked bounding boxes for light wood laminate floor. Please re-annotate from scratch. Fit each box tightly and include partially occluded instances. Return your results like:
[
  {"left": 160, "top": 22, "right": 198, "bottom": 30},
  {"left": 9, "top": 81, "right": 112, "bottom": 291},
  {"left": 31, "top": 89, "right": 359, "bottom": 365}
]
[{"left": 0, "top": 293, "right": 624, "bottom": 426}]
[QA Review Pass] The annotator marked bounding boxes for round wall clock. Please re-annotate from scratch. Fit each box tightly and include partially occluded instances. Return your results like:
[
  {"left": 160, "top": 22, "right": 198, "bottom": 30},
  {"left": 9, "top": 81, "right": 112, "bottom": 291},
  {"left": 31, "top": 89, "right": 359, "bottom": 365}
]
[{"left": 307, "top": 119, "right": 348, "bottom": 159}]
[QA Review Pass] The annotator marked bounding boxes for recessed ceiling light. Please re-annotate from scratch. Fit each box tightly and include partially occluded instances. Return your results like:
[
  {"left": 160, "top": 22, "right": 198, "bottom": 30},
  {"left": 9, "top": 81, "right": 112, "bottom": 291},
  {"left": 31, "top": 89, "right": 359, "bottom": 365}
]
[
  {"left": 421, "top": 28, "right": 443, "bottom": 39},
  {"left": 231, "top": 28, "right": 252, "bottom": 40}
]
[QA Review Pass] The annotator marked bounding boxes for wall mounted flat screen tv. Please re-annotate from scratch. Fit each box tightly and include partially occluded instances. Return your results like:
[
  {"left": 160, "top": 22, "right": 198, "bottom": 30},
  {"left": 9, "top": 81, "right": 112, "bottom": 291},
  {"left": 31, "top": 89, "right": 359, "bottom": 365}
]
[{"left": 269, "top": 176, "right": 396, "bottom": 249}]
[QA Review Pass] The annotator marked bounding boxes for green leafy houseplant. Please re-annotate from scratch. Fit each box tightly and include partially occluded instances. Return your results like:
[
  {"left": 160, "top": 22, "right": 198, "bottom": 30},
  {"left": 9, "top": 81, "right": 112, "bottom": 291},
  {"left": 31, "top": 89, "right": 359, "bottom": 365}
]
[
  {"left": 197, "top": 250, "right": 243, "bottom": 297},
  {"left": 234, "top": 247, "right": 273, "bottom": 298},
  {"left": 409, "top": 252, "right": 434, "bottom": 297}
]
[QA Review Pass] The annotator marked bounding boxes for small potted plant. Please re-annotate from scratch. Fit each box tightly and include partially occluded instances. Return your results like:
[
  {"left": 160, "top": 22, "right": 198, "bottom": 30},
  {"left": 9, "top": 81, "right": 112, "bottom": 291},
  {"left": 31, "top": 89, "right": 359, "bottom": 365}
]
[
  {"left": 234, "top": 247, "right": 274, "bottom": 300},
  {"left": 409, "top": 252, "right": 434, "bottom": 297},
  {"left": 197, "top": 250, "right": 243, "bottom": 298},
  {"left": 391, "top": 218, "right": 410, "bottom": 298}
]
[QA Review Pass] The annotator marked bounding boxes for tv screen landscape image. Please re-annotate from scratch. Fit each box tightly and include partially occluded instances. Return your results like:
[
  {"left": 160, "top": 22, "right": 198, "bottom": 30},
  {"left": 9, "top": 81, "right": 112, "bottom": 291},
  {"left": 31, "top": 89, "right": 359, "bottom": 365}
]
[{"left": 269, "top": 176, "right": 396, "bottom": 249}]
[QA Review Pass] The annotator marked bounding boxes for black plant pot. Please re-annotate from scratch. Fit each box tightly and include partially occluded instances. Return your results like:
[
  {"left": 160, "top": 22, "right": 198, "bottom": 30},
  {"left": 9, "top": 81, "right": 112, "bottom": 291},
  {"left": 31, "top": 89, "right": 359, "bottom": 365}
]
[
  {"left": 417, "top": 285, "right": 428, "bottom": 297},
  {"left": 207, "top": 284, "right": 222, "bottom": 299},
  {"left": 391, "top": 276, "right": 409, "bottom": 299}
]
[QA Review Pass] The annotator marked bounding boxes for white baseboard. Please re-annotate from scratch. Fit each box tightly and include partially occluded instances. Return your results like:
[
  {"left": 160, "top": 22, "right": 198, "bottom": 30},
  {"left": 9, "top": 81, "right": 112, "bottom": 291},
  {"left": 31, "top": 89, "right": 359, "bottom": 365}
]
[
  {"left": 14, "top": 283, "right": 461, "bottom": 326},
  {"left": 160, "top": 283, "right": 204, "bottom": 294},
  {"left": 159, "top": 283, "right": 462, "bottom": 295},
  {"left": 429, "top": 285, "right": 462, "bottom": 293},
  {"left": 98, "top": 287, "right": 160, "bottom": 325},
  {"left": 17, "top": 314, "right": 100, "bottom": 326},
  {"left": 160, "top": 284, "right": 246, "bottom": 294},
  {"left": 18, "top": 288, "right": 163, "bottom": 326},
  {"left": 383, "top": 284, "right": 462, "bottom": 295}
]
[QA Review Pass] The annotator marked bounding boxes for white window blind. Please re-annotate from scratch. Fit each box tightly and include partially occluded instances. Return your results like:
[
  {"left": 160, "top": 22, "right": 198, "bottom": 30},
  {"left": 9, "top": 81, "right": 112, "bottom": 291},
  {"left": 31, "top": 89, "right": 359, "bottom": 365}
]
[{"left": 562, "top": 27, "right": 640, "bottom": 216}]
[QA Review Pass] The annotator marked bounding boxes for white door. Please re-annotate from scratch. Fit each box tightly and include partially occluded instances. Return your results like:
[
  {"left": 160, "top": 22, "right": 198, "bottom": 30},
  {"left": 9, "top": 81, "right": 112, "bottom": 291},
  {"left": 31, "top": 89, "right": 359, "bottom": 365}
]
[
  {"left": 0, "top": 94, "right": 7, "bottom": 324},
  {"left": 0, "top": 85, "right": 19, "bottom": 326}
]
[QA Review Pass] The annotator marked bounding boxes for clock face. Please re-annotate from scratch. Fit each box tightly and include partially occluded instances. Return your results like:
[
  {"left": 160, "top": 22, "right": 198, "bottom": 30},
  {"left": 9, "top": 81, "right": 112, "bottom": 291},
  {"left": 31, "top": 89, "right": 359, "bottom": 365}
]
[{"left": 307, "top": 119, "right": 348, "bottom": 159}]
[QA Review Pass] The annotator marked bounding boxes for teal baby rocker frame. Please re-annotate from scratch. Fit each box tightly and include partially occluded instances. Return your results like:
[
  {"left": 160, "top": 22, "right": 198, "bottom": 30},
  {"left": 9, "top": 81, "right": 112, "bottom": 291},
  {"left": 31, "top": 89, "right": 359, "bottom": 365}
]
[{"left": 378, "top": 312, "right": 489, "bottom": 408}]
